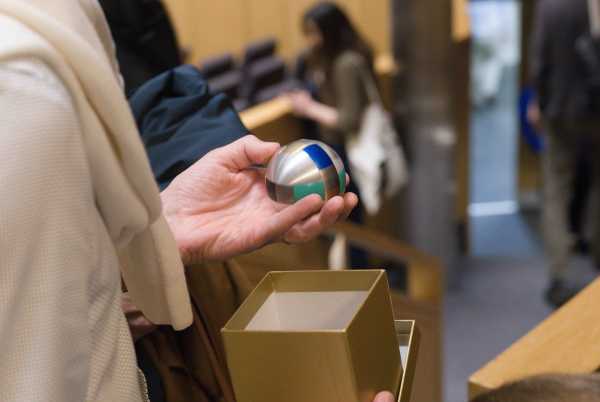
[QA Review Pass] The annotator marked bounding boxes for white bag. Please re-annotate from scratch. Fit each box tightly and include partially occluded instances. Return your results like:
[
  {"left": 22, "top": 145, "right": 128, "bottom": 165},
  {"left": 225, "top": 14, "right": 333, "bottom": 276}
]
[{"left": 346, "top": 66, "right": 408, "bottom": 215}]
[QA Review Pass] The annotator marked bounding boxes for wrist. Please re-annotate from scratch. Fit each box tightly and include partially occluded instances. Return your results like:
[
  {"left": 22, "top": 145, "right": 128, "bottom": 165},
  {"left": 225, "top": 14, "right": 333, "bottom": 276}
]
[{"left": 160, "top": 188, "right": 196, "bottom": 266}]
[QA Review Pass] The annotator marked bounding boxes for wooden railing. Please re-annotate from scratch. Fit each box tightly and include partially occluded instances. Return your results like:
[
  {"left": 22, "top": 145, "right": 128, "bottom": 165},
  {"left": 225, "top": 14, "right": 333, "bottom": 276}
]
[{"left": 330, "top": 222, "right": 443, "bottom": 306}]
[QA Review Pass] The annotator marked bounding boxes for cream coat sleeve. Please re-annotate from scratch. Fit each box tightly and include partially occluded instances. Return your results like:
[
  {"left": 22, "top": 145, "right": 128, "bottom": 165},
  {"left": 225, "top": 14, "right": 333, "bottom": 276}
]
[{"left": 0, "top": 60, "right": 100, "bottom": 401}]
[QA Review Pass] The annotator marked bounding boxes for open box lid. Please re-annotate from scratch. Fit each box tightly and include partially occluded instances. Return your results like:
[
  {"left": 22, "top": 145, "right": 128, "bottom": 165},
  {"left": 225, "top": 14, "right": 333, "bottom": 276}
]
[
  {"left": 395, "top": 321, "right": 420, "bottom": 402},
  {"left": 221, "top": 270, "right": 408, "bottom": 402},
  {"left": 223, "top": 270, "right": 386, "bottom": 332}
]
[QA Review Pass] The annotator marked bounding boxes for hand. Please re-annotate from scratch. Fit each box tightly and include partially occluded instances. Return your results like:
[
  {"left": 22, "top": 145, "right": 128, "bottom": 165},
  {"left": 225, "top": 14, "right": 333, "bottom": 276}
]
[
  {"left": 122, "top": 292, "right": 158, "bottom": 342},
  {"left": 527, "top": 101, "right": 543, "bottom": 133},
  {"left": 286, "top": 90, "right": 339, "bottom": 128},
  {"left": 287, "top": 90, "right": 315, "bottom": 118},
  {"left": 373, "top": 391, "right": 395, "bottom": 402},
  {"left": 161, "top": 135, "right": 358, "bottom": 265}
]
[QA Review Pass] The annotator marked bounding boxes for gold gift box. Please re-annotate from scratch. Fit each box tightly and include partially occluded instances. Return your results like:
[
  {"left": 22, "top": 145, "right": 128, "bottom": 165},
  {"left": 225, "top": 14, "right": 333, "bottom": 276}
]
[
  {"left": 395, "top": 320, "right": 420, "bottom": 402},
  {"left": 222, "top": 270, "right": 403, "bottom": 402}
]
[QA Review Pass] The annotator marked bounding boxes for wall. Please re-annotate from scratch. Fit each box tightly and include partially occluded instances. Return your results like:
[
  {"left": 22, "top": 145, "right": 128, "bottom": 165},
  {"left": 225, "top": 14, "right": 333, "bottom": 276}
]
[{"left": 162, "top": 0, "right": 392, "bottom": 64}]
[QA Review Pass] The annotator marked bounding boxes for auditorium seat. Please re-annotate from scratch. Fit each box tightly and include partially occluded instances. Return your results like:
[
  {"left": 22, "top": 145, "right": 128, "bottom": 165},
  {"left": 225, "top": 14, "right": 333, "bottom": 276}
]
[
  {"left": 240, "top": 37, "right": 294, "bottom": 105},
  {"left": 241, "top": 37, "right": 277, "bottom": 67},
  {"left": 198, "top": 53, "right": 246, "bottom": 109}
]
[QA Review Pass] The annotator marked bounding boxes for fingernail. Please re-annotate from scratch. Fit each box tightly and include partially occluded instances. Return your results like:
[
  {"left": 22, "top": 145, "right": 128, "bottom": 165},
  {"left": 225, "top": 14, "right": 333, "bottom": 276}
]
[{"left": 374, "top": 392, "right": 395, "bottom": 402}]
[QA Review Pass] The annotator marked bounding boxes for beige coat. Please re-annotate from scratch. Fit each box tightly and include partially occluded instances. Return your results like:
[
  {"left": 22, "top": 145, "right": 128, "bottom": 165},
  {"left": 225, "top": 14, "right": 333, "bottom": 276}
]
[{"left": 0, "top": 1, "right": 192, "bottom": 400}]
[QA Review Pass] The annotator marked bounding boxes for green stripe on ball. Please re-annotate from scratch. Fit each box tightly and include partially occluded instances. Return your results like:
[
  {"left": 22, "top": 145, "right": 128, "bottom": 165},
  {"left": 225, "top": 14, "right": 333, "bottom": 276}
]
[
  {"left": 339, "top": 169, "right": 346, "bottom": 194},
  {"left": 293, "top": 181, "right": 326, "bottom": 201}
]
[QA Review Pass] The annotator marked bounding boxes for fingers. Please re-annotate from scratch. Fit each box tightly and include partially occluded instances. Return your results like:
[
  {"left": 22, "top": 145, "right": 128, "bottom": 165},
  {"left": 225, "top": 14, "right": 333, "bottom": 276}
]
[
  {"left": 284, "top": 196, "right": 344, "bottom": 242},
  {"left": 257, "top": 194, "right": 324, "bottom": 245},
  {"left": 284, "top": 192, "right": 358, "bottom": 243},
  {"left": 373, "top": 391, "right": 395, "bottom": 402},
  {"left": 340, "top": 192, "right": 359, "bottom": 221},
  {"left": 214, "top": 135, "right": 280, "bottom": 171}
]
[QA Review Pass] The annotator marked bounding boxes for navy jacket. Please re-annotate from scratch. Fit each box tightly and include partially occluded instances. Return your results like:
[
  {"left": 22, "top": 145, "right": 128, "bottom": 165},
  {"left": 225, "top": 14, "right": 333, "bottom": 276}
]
[{"left": 129, "top": 65, "right": 248, "bottom": 189}]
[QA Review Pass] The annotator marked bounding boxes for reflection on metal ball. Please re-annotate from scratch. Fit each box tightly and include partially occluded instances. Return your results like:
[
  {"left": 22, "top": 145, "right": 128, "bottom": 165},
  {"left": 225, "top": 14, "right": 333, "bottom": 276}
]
[{"left": 265, "top": 139, "right": 346, "bottom": 204}]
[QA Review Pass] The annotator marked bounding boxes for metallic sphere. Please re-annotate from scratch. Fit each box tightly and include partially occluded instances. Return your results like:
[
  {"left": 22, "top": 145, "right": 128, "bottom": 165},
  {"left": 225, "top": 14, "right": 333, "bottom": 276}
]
[{"left": 266, "top": 139, "right": 346, "bottom": 204}]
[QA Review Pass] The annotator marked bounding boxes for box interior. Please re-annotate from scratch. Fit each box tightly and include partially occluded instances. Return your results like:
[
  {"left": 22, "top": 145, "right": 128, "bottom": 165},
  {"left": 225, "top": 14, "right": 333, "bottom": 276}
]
[
  {"left": 223, "top": 270, "right": 383, "bottom": 331},
  {"left": 245, "top": 290, "right": 369, "bottom": 331}
]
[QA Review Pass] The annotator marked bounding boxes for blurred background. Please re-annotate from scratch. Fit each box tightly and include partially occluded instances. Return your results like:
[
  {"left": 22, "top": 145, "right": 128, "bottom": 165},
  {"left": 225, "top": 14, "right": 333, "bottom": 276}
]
[{"left": 105, "top": 0, "right": 600, "bottom": 401}]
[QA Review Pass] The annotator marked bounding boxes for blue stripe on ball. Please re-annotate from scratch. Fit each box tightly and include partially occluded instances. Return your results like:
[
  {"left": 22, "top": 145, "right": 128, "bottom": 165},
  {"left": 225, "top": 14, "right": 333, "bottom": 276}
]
[{"left": 303, "top": 144, "right": 334, "bottom": 169}]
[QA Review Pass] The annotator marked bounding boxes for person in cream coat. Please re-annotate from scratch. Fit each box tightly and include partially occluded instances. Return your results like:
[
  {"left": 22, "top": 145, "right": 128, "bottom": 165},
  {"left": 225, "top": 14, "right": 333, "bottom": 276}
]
[{"left": 0, "top": 1, "right": 395, "bottom": 401}]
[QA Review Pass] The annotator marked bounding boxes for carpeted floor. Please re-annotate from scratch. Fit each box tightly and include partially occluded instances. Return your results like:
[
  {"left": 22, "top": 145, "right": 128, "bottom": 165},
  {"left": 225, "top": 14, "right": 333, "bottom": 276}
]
[{"left": 444, "top": 213, "right": 598, "bottom": 402}]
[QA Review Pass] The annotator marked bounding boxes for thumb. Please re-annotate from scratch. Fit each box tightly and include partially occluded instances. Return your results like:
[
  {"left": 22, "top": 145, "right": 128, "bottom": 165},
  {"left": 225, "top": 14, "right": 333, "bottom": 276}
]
[
  {"left": 215, "top": 134, "right": 280, "bottom": 171},
  {"left": 373, "top": 391, "right": 395, "bottom": 402}
]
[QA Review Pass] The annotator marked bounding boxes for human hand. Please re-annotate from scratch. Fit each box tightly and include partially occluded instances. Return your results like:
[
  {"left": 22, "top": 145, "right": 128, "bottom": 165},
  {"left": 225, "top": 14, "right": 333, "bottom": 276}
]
[
  {"left": 527, "top": 101, "right": 543, "bottom": 133},
  {"left": 161, "top": 135, "right": 358, "bottom": 265},
  {"left": 287, "top": 90, "right": 315, "bottom": 118},
  {"left": 372, "top": 391, "right": 395, "bottom": 402},
  {"left": 122, "top": 292, "right": 158, "bottom": 342}
]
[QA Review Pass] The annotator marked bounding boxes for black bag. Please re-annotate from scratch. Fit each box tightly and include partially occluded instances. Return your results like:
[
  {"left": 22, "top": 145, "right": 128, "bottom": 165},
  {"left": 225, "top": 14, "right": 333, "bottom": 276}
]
[
  {"left": 99, "top": 0, "right": 182, "bottom": 94},
  {"left": 575, "top": 34, "right": 600, "bottom": 112},
  {"left": 575, "top": 0, "right": 600, "bottom": 113}
]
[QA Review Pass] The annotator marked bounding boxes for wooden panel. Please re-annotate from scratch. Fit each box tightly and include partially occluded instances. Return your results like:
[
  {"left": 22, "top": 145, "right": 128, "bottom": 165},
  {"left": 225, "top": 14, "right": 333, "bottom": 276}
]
[
  {"left": 452, "top": 0, "right": 471, "bottom": 41},
  {"left": 192, "top": 1, "right": 246, "bottom": 63},
  {"left": 469, "top": 278, "right": 600, "bottom": 400},
  {"left": 163, "top": 0, "right": 247, "bottom": 63},
  {"left": 287, "top": 0, "right": 322, "bottom": 59},
  {"left": 164, "top": 0, "right": 392, "bottom": 62},
  {"left": 357, "top": 0, "right": 392, "bottom": 55},
  {"left": 244, "top": 0, "right": 292, "bottom": 57},
  {"left": 162, "top": 0, "right": 196, "bottom": 56}
]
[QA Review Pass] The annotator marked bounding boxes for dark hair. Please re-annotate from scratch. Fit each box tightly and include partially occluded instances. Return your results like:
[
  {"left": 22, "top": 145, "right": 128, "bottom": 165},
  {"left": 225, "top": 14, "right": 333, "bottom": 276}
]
[
  {"left": 472, "top": 374, "right": 600, "bottom": 402},
  {"left": 303, "top": 2, "right": 373, "bottom": 69}
]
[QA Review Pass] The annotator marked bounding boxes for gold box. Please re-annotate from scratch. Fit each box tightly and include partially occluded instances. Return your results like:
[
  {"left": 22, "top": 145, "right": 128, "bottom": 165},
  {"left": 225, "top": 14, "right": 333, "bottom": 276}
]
[
  {"left": 395, "top": 320, "right": 420, "bottom": 402},
  {"left": 222, "top": 270, "right": 402, "bottom": 402}
]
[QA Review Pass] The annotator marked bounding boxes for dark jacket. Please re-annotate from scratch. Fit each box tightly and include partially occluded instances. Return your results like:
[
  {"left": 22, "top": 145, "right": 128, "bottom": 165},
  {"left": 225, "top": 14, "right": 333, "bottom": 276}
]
[
  {"left": 129, "top": 66, "right": 251, "bottom": 402},
  {"left": 99, "top": 0, "right": 182, "bottom": 95},
  {"left": 129, "top": 65, "right": 248, "bottom": 190},
  {"left": 530, "top": 0, "right": 593, "bottom": 120}
]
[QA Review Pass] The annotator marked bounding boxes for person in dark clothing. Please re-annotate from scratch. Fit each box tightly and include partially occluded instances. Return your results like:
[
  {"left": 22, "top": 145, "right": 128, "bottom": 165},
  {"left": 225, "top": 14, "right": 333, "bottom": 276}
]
[
  {"left": 568, "top": 138, "right": 593, "bottom": 254},
  {"left": 529, "top": 0, "right": 600, "bottom": 307},
  {"left": 99, "top": 0, "right": 182, "bottom": 95}
]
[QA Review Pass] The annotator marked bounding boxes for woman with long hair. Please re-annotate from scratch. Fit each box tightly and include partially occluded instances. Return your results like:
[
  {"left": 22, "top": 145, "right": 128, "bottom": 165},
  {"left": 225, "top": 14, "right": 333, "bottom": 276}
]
[{"left": 289, "top": 1, "right": 376, "bottom": 267}]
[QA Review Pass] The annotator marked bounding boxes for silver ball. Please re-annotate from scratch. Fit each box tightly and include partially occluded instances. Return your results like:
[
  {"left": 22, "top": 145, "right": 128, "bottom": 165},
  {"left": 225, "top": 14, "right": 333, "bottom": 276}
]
[{"left": 265, "top": 139, "right": 346, "bottom": 204}]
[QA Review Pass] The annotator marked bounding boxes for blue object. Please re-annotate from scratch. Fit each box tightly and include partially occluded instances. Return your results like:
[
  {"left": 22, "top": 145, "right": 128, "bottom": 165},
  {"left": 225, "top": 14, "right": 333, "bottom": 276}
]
[
  {"left": 519, "top": 87, "right": 545, "bottom": 153},
  {"left": 303, "top": 143, "right": 334, "bottom": 169}
]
